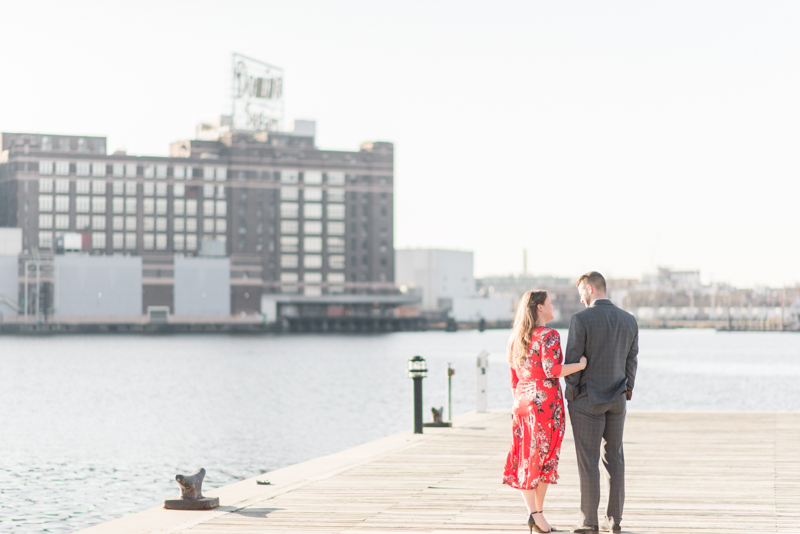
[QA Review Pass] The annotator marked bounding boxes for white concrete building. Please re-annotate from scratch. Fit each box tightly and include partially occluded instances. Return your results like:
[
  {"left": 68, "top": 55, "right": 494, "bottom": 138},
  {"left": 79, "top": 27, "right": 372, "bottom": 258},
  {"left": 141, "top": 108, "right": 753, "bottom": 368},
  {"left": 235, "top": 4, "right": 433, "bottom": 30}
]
[{"left": 395, "top": 249, "right": 475, "bottom": 311}]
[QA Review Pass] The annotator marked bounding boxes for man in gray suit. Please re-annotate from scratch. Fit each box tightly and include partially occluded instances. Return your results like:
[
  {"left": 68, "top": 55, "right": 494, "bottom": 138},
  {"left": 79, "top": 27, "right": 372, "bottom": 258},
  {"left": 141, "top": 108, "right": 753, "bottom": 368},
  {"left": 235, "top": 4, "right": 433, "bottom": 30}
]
[{"left": 564, "top": 272, "right": 638, "bottom": 533}]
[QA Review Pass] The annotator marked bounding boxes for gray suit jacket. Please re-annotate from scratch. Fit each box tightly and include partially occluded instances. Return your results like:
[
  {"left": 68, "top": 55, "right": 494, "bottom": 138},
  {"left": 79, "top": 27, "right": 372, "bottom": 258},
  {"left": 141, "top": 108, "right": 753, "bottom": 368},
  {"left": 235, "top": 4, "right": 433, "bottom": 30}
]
[{"left": 564, "top": 299, "right": 638, "bottom": 405}]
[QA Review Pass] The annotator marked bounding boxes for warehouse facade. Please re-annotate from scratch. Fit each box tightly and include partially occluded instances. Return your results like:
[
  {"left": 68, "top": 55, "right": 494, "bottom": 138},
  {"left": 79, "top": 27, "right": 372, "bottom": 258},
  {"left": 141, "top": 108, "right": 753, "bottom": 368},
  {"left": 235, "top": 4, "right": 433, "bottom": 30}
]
[{"left": 0, "top": 121, "right": 397, "bottom": 317}]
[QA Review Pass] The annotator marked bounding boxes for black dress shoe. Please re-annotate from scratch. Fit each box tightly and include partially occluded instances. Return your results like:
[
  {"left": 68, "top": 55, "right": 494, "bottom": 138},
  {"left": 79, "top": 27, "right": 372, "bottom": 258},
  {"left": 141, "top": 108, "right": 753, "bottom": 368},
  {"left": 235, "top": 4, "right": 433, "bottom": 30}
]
[
  {"left": 573, "top": 526, "right": 599, "bottom": 533},
  {"left": 600, "top": 518, "right": 621, "bottom": 533}
]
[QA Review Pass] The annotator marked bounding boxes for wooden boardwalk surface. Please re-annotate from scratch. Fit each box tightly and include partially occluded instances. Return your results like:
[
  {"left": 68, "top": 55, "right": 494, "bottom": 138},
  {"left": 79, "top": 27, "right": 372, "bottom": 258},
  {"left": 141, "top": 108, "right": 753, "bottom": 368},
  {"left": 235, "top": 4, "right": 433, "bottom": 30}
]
[{"left": 81, "top": 410, "right": 800, "bottom": 534}]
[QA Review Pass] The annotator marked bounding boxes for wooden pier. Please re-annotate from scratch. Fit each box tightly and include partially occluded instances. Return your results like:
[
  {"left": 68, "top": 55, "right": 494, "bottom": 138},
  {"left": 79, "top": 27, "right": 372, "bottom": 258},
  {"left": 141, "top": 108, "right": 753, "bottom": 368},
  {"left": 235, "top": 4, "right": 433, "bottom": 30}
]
[{"left": 78, "top": 410, "right": 800, "bottom": 534}]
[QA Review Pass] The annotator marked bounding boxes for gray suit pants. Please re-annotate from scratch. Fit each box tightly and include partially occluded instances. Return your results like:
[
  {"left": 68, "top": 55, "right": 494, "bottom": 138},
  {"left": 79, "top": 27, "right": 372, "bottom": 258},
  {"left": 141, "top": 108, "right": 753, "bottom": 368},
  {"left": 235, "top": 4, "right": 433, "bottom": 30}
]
[{"left": 567, "top": 392, "right": 627, "bottom": 526}]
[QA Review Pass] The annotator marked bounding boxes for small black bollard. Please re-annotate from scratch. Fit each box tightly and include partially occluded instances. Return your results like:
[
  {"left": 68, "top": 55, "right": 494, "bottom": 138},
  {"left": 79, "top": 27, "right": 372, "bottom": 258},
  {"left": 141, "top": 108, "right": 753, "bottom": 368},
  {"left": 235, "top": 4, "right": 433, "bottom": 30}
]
[{"left": 407, "top": 355, "right": 427, "bottom": 434}]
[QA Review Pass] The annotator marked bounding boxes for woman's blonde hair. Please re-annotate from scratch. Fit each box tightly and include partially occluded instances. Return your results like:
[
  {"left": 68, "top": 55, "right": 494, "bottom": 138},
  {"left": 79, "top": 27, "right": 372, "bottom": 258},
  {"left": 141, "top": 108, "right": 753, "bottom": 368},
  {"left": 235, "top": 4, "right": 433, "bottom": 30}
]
[{"left": 507, "top": 290, "right": 548, "bottom": 368}]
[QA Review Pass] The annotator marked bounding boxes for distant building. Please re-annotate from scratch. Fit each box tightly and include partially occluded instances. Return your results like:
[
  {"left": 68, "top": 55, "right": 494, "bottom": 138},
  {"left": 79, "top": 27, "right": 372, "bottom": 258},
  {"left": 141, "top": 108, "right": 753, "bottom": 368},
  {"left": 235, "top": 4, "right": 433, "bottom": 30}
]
[
  {"left": 0, "top": 119, "right": 400, "bottom": 319},
  {"left": 395, "top": 249, "right": 475, "bottom": 311}
]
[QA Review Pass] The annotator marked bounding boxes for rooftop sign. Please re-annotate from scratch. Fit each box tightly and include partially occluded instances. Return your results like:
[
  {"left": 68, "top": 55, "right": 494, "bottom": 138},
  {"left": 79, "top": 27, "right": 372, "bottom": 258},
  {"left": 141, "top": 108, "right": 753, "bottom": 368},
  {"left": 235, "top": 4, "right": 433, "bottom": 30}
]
[{"left": 231, "top": 53, "right": 284, "bottom": 132}]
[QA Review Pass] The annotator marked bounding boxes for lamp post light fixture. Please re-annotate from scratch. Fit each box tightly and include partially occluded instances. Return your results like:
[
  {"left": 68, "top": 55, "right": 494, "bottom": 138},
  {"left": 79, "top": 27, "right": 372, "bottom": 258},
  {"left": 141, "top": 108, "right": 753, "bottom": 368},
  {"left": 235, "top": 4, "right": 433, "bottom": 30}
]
[{"left": 407, "top": 355, "right": 427, "bottom": 434}]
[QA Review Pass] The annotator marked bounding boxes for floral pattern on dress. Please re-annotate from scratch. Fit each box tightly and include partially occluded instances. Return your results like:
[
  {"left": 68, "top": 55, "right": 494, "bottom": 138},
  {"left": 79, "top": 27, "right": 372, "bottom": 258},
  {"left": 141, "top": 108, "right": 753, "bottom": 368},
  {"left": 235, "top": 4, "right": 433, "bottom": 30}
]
[{"left": 502, "top": 327, "right": 565, "bottom": 490}]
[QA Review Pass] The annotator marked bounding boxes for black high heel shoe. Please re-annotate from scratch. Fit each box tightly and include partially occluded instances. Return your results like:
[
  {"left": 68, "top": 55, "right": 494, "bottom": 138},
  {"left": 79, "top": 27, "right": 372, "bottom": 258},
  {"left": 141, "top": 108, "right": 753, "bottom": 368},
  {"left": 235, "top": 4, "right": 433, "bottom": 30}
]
[{"left": 527, "top": 511, "right": 551, "bottom": 533}]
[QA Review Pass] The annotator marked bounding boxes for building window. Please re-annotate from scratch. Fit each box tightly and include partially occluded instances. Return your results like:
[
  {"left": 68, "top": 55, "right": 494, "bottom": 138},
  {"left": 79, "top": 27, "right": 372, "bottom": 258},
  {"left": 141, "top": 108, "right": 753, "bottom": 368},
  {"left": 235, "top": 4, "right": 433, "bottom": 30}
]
[
  {"left": 92, "top": 232, "right": 106, "bottom": 249},
  {"left": 38, "top": 232, "right": 53, "bottom": 249},
  {"left": 327, "top": 189, "right": 345, "bottom": 203},
  {"left": 328, "top": 273, "right": 345, "bottom": 284},
  {"left": 113, "top": 216, "right": 124, "bottom": 231},
  {"left": 174, "top": 200, "right": 185, "bottom": 216},
  {"left": 125, "top": 233, "right": 137, "bottom": 250},
  {"left": 156, "top": 183, "right": 167, "bottom": 196},
  {"left": 76, "top": 215, "right": 90, "bottom": 230},
  {"left": 92, "top": 216, "right": 106, "bottom": 230},
  {"left": 216, "top": 167, "right": 226, "bottom": 181},
  {"left": 92, "top": 162, "right": 106, "bottom": 177},
  {"left": 304, "top": 237, "right": 322, "bottom": 252},
  {"left": 174, "top": 234, "right": 185, "bottom": 250},
  {"left": 156, "top": 234, "right": 167, "bottom": 250},
  {"left": 75, "top": 180, "right": 90, "bottom": 194},
  {"left": 281, "top": 170, "right": 298, "bottom": 184},
  {"left": 280, "top": 202, "right": 298, "bottom": 218},
  {"left": 39, "top": 161, "right": 54, "bottom": 175},
  {"left": 125, "top": 181, "right": 137, "bottom": 196},
  {"left": 186, "top": 218, "right": 197, "bottom": 232},
  {"left": 39, "top": 195, "right": 53, "bottom": 212},
  {"left": 173, "top": 165, "right": 185, "bottom": 179},
  {"left": 156, "top": 217, "right": 167, "bottom": 232},
  {"left": 186, "top": 199, "right": 197, "bottom": 216},
  {"left": 92, "top": 180, "right": 106, "bottom": 195},
  {"left": 143, "top": 182, "right": 155, "bottom": 196},
  {"left": 144, "top": 165, "right": 155, "bottom": 178},
  {"left": 174, "top": 218, "right": 185, "bottom": 232},
  {"left": 280, "top": 254, "right": 298, "bottom": 268},
  {"left": 304, "top": 255, "right": 322, "bottom": 269},
  {"left": 55, "top": 215, "right": 69, "bottom": 229},
  {"left": 280, "top": 236, "right": 298, "bottom": 252},
  {"left": 203, "top": 219, "right": 214, "bottom": 233},
  {"left": 76, "top": 162, "right": 91, "bottom": 176},
  {"left": 186, "top": 234, "right": 197, "bottom": 251},
  {"left": 156, "top": 198, "right": 167, "bottom": 215},
  {"left": 303, "top": 171, "right": 322, "bottom": 185},
  {"left": 112, "top": 181, "right": 124, "bottom": 195},
  {"left": 113, "top": 163, "right": 125, "bottom": 177},
  {"left": 39, "top": 214, "right": 53, "bottom": 229},
  {"left": 329, "top": 255, "right": 345, "bottom": 269},
  {"left": 125, "top": 197, "right": 137, "bottom": 214},
  {"left": 280, "top": 220, "right": 298, "bottom": 234},
  {"left": 143, "top": 198, "right": 155, "bottom": 214},
  {"left": 304, "top": 221, "right": 322, "bottom": 235},
  {"left": 39, "top": 178, "right": 54, "bottom": 192},
  {"left": 156, "top": 164, "right": 168, "bottom": 179},
  {"left": 203, "top": 167, "right": 215, "bottom": 180},
  {"left": 92, "top": 197, "right": 106, "bottom": 213},
  {"left": 143, "top": 234, "right": 154, "bottom": 250},
  {"left": 280, "top": 272, "right": 298, "bottom": 283},
  {"left": 327, "top": 237, "right": 345, "bottom": 253},
  {"left": 55, "top": 161, "right": 70, "bottom": 176},
  {"left": 113, "top": 233, "right": 124, "bottom": 249},
  {"left": 55, "top": 179, "right": 70, "bottom": 193},
  {"left": 215, "top": 200, "right": 227, "bottom": 216},
  {"left": 304, "top": 203, "right": 322, "bottom": 219},
  {"left": 303, "top": 285, "right": 322, "bottom": 296},
  {"left": 327, "top": 172, "right": 345, "bottom": 186},
  {"left": 203, "top": 200, "right": 215, "bottom": 216},
  {"left": 125, "top": 216, "right": 136, "bottom": 231},
  {"left": 327, "top": 204, "right": 346, "bottom": 219},
  {"left": 280, "top": 187, "right": 298, "bottom": 200},
  {"left": 173, "top": 184, "right": 185, "bottom": 197},
  {"left": 125, "top": 163, "right": 137, "bottom": 177},
  {"left": 112, "top": 197, "right": 124, "bottom": 214},
  {"left": 304, "top": 188, "right": 322, "bottom": 201},
  {"left": 216, "top": 219, "right": 226, "bottom": 233},
  {"left": 328, "top": 221, "right": 345, "bottom": 235},
  {"left": 143, "top": 217, "right": 155, "bottom": 232}
]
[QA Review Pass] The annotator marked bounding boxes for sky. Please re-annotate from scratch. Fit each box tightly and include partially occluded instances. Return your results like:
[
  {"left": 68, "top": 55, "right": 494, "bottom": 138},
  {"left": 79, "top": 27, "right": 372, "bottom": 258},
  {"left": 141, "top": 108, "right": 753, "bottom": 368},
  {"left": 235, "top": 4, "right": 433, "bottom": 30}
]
[{"left": 1, "top": 1, "right": 798, "bottom": 288}]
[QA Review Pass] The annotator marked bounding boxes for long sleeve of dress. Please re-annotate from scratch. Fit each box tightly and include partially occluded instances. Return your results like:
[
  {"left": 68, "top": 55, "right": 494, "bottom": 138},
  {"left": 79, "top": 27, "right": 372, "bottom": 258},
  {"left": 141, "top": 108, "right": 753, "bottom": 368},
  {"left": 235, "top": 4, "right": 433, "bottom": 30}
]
[{"left": 540, "top": 329, "right": 563, "bottom": 379}]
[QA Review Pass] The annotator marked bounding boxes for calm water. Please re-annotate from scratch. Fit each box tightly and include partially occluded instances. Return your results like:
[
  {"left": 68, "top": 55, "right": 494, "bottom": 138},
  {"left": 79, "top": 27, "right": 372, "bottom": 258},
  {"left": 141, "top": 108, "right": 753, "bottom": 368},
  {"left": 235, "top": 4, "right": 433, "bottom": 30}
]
[{"left": 1, "top": 329, "right": 799, "bottom": 533}]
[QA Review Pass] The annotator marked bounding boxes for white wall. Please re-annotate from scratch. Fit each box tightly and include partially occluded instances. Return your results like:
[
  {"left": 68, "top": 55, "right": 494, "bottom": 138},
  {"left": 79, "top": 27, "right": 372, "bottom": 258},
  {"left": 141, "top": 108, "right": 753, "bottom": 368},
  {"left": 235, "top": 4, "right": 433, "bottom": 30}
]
[
  {"left": 174, "top": 257, "right": 231, "bottom": 316},
  {"left": 452, "top": 297, "right": 513, "bottom": 322},
  {"left": 0, "top": 228, "right": 22, "bottom": 256},
  {"left": 0, "top": 255, "right": 19, "bottom": 315},
  {"left": 54, "top": 256, "right": 143, "bottom": 317},
  {"left": 395, "top": 249, "right": 475, "bottom": 310}
]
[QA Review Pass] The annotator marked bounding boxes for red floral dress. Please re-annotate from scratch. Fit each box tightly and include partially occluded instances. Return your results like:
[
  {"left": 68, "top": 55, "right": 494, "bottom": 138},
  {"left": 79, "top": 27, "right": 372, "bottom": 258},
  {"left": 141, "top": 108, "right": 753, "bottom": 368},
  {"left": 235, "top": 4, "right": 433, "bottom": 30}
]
[{"left": 502, "top": 327, "right": 565, "bottom": 490}]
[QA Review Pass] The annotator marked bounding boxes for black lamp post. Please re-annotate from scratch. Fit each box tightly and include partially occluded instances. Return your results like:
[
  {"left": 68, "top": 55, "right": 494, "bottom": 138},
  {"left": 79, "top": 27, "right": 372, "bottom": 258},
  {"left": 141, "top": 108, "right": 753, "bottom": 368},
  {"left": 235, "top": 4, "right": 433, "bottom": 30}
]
[{"left": 407, "top": 355, "right": 427, "bottom": 434}]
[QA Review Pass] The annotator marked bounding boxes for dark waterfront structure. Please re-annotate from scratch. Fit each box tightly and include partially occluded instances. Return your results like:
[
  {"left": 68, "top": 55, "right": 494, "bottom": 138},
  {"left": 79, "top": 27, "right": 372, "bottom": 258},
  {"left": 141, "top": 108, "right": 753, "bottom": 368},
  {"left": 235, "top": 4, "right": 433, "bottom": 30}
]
[{"left": 0, "top": 121, "right": 413, "bottom": 325}]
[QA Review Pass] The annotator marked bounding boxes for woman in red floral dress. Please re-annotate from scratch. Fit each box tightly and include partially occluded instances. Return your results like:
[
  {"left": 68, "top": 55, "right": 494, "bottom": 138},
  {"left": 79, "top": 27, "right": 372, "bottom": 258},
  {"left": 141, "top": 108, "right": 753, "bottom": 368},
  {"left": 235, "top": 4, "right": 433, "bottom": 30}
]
[{"left": 503, "top": 290, "right": 586, "bottom": 533}]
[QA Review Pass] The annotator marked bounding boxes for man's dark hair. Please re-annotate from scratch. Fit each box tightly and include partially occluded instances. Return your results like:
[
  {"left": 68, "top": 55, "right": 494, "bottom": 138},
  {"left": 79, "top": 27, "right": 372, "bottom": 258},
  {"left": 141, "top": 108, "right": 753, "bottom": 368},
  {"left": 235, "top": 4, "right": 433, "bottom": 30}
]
[{"left": 576, "top": 271, "right": 606, "bottom": 293}]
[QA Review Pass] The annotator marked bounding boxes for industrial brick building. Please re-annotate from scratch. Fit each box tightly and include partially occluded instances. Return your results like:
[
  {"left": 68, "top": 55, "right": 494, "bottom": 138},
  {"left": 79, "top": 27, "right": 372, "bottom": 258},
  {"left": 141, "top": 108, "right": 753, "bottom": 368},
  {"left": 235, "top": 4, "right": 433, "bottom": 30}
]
[{"left": 0, "top": 120, "right": 410, "bottom": 325}]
